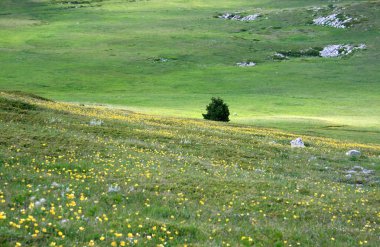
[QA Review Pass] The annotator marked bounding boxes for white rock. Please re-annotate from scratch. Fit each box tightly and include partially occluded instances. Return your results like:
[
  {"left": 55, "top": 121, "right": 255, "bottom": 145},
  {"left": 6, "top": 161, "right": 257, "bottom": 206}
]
[
  {"left": 236, "top": 62, "right": 256, "bottom": 67},
  {"left": 51, "top": 182, "right": 60, "bottom": 188},
  {"left": 180, "top": 138, "right": 191, "bottom": 145},
  {"left": 320, "top": 45, "right": 342, "bottom": 57},
  {"left": 320, "top": 44, "right": 366, "bottom": 58},
  {"left": 128, "top": 186, "right": 135, "bottom": 192},
  {"left": 34, "top": 198, "right": 46, "bottom": 207},
  {"left": 219, "top": 13, "right": 239, "bottom": 20},
  {"left": 346, "top": 166, "right": 374, "bottom": 175},
  {"left": 346, "top": 150, "right": 361, "bottom": 156},
  {"left": 108, "top": 185, "right": 121, "bottom": 193},
  {"left": 219, "top": 13, "right": 260, "bottom": 21},
  {"left": 60, "top": 219, "right": 69, "bottom": 224},
  {"left": 240, "top": 14, "right": 260, "bottom": 21},
  {"left": 362, "top": 168, "right": 374, "bottom": 175},
  {"left": 273, "top": 53, "right": 287, "bottom": 59},
  {"left": 346, "top": 170, "right": 357, "bottom": 174},
  {"left": 352, "top": 165, "right": 364, "bottom": 171},
  {"left": 290, "top": 138, "right": 305, "bottom": 148},
  {"left": 89, "top": 119, "right": 104, "bottom": 126},
  {"left": 313, "top": 13, "right": 352, "bottom": 28}
]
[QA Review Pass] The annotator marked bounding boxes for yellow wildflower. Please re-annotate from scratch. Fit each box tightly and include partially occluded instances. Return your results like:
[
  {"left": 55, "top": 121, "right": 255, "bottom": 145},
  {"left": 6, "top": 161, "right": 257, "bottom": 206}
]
[{"left": 0, "top": 212, "right": 6, "bottom": 220}]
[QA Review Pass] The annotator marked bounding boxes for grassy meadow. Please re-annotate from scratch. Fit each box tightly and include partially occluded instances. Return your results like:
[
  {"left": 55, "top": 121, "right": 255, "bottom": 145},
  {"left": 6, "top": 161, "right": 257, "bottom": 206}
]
[
  {"left": 0, "top": 91, "right": 379, "bottom": 246},
  {"left": 0, "top": 0, "right": 380, "bottom": 246},
  {"left": 0, "top": 0, "right": 379, "bottom": 143}
]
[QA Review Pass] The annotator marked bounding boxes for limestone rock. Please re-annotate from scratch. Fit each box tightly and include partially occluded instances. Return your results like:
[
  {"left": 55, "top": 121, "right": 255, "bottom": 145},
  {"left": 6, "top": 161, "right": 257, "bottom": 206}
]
[
  {"left": 346, "top": 150, "right": 361, "bottom": 156},
  {"left": 236, "top": 62, "right": 256, "bottom": 67},
  {"left": 313, "top": 13, "right": 353, "bottom": 28},
  {"left": 320, "top": 44, "right": 366, "bottom": 58},
  {"left": 290, "top": 138, "right": 305, "bottom": 148},
  {"left": 218, "top": 13, "right": 260, "bottom": 21}
]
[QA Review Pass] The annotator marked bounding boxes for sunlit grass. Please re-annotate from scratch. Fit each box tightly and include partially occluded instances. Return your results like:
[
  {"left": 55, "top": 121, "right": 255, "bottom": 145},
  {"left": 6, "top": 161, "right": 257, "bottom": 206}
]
[{"left": 0, "top": 91, "right": 379, "bottom": 246}]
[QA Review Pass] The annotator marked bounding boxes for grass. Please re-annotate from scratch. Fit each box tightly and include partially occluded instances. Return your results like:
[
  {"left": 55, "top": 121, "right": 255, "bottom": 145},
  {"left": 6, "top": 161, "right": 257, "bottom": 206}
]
[
  {"left": 0, "top": 0, "right": 379, "bottom": 143},
  {"left": 0, "top": 0, "right": 379, "bottom": 244},
  {"left": 0, "top": 91, "right": 380, "bottom": 246}
]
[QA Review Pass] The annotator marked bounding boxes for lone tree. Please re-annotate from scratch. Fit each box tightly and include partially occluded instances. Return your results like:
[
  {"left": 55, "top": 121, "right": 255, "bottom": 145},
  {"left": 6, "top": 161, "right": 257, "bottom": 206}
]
[{"left": 202, "top": 97, "right": 230, "bottom": 122}]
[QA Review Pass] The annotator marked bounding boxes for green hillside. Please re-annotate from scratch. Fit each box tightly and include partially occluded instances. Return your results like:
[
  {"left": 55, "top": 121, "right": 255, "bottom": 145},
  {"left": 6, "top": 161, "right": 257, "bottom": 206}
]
[
  {"left": 0, "top": 91, "right": 379, "bottom": 246},
  {"left": 0, "top": 0, "right": 379, "bottom": 143},
  {"left": 0, "top": 0, "right": 379, "bottom": 245}
]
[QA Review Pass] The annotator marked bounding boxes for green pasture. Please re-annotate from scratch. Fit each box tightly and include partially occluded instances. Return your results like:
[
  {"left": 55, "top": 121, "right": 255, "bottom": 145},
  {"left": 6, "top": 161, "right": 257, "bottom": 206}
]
[{"left": 0, "top": 0, "right": 379, "bottom": 143}]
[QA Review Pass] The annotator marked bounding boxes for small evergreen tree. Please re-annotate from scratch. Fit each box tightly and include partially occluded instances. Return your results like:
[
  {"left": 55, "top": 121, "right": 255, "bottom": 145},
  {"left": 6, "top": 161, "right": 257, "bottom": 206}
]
[{"left": 202, "top": 97, "right": 230, "bottom": 122}]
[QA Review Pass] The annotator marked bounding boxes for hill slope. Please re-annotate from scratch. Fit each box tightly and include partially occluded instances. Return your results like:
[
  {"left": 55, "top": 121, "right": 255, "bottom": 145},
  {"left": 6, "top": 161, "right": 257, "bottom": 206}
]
[{"left": 0, "top": 91, "right": 379, "bottom": 246}]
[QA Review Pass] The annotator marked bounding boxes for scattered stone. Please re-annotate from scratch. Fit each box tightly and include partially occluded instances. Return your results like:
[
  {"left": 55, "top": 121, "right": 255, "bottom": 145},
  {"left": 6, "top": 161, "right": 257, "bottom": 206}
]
[
  {"left": 345, "top": 149, "right": 361, "bottom": 157},
  {"left": 218, "top": 13, "right": 240, "bottom": 20},
  {"left": 180, "top": 138, "right": 191, "bottom": 145},
  {"left": 273, "top": 52, "right": 288, "bottom": 60},
  {"left": 81, "top": 215, "right": 89, "bottom": 222},
  {"left": 128, "top": 186, "right": 135, "bottom": 192},
  {"left": 290, "top": 138, "right": 305, "bottom": 148},
  {"left": 347, "top": 166, "right": 374, "bottom": 175},
  {"left": 153, "top": 57, "right": 168, "bottom": 62},
  {"left": 108, "top": 184, "right": 121, "bottom": 193},
  {"left": 34, "top": 198, "right": 46, "bottom": 207},
  {"left": 89, "top": 119, "right": 104, "bottom": 126},
  {"left": 320, "top": 44, "right": 366, "bottom": 58},
  {"left": 344, "top": 166, "right": 375, "bottom": 184},
  {"left": 240, "top": 14, "right": 261, "bottom": 21},
  {"left": 51, "top": 182, "right": 60, "bottom": 188},
  {"left": 313, "top": 13, "right": 353, "bottom": 28},
  {"left": 218, "top": 13, "right": 260, "bottom": 21},
  {"left": 236, "top": 62, "right": 256, "bottom": 67},
  {"left": 308, "top": 156, "right": 317, "bottom": 162},
  {"left": 60, "top": 219, "right": 69, "bottom": 224},
  {"left": 276, "top": 45, "right": 366, "bottom": 59},
  {"left": 345, "top": 166, "right": 376, "bottom": 185}
]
